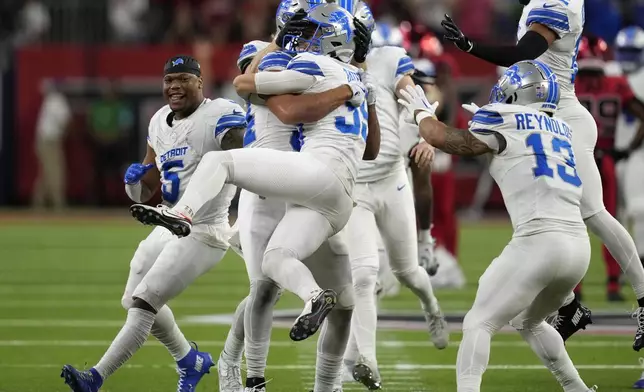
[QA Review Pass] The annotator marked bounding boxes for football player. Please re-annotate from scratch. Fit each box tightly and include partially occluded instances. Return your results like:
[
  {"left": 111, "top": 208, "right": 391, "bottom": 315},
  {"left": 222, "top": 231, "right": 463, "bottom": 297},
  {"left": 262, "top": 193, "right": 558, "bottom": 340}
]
[
  {"left": 442, "top": 0, "right": 644, "bottom": 347},
  {"left": 61, "top": 55, "right": 247, "bottom": 392},
  {"left": 400, "top": 59, "right": 597, "bottom": 392}
]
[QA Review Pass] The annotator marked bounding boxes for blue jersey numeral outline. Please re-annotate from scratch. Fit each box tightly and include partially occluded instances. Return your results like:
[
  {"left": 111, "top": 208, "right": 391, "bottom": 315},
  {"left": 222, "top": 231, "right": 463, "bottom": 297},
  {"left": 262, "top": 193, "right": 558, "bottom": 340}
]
[{"left": 525, "top": 133, "right": 581, "bottom": 187}]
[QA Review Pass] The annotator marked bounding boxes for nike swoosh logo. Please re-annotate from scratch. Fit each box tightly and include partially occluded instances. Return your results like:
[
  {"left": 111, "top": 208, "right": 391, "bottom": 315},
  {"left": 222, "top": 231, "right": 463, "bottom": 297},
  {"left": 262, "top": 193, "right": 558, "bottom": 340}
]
[
  {"left": 543, "top": 3, "right": 556, "bottom": 8},
  {"left": 397, "top": 184, "right": 406, "bottom": 191}
]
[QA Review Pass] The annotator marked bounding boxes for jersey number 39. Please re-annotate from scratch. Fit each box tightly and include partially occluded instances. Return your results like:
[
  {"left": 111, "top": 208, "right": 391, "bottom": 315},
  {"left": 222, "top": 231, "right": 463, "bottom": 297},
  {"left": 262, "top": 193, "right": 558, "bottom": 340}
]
[
  {"left": 525, "top": 133, "right": 582, "bottom": 187},
  {"left": 335, "top": 103, "right": 368, "bottom": 141}
]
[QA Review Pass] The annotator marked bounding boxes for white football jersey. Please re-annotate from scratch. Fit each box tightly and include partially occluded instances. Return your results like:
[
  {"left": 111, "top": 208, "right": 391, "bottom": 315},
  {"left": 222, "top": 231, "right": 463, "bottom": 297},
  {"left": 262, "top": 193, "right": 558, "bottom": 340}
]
[
  {"left": 358, "top": 46, "right": 415, "bottom": 182},
  {"left": 616, "top": 69, "right": 644, "bottom": 150},
  {"left": 517, "top": 0, "right": 584, "bottom": 97},
  {"left": 243, "top": 48, "right": 302, "bottom": 151},
  {"left": 469, "top": 103, "right": 583, "bottom": 231},
  {"left": 147, "top": 98, "right": 246, "bottom": 227},
  {"left": 286, "top": 52, "right": 368, "bottom": 189}
]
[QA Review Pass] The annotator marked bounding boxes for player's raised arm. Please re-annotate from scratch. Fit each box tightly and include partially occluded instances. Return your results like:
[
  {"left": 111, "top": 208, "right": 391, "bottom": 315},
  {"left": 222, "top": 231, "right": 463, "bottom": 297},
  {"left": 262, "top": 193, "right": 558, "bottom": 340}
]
[
  {"left": 441, "top": 12, "right": 555, "bottom": 67},
  {"left": 362, "top": 71, "right": 380, "bottom": 160},
  {"left": 398, "top": 85, "right": 503, "bottom": 157},
  {"left": 124, "top": 142, "right": 160, "bottom": 203}
]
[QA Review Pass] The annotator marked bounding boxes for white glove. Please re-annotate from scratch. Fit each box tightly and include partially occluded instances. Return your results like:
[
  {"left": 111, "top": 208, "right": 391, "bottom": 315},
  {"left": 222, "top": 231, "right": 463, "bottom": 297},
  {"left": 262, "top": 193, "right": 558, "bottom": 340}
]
[
  {"left": 397, "top": 85, "right": 439, "bottom": 125},
  {"left": 347, "top": 80, "right": 367, "bottom": 107},
  {"left": 461, "top": 102, "right": 480, "bottom": 115},
  {"left": 360, "top": 70, "right": 377, "bottom": 106},
  {"left": 418, "top": 238, "right": 439, "bottom": 276}
]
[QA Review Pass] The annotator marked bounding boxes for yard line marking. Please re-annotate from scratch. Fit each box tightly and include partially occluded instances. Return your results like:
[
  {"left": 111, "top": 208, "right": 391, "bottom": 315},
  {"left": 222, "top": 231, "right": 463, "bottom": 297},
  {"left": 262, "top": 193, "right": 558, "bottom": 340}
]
[
  {"left": 0, "top": 363, "right": 639, "bottom": 370},
  {"left": 0, "top": 339, "right": 632, "bottom": 348}
]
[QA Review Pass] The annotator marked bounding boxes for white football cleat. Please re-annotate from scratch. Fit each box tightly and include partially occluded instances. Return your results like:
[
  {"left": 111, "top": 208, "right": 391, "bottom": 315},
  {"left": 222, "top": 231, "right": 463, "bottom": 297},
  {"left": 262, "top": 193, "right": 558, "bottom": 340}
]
[
  {"left": 217, "top": 354, "right": 243, "bottom": 392},
  {"left": 425, "top": 307, "right": 449, "bottom": 349}
]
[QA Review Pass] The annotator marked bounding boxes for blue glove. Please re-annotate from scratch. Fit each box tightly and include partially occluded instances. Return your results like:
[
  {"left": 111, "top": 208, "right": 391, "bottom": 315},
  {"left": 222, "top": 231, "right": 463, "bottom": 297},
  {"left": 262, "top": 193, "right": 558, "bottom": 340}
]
[{"left": 124, "top": 163, "right": 155, "bottom": 184}]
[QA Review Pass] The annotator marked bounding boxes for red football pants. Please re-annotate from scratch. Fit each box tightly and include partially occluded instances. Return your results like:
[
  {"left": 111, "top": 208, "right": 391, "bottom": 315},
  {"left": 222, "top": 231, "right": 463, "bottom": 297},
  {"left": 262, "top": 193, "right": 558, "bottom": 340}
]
[{"left": 431, "top": 170, "right": 458, "bottom": 257}]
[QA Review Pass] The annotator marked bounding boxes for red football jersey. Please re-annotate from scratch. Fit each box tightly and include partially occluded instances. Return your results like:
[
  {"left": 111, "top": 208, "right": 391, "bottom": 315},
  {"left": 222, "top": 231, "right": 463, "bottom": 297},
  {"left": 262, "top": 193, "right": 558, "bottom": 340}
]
[{"left": 575, "top": 75, "right": 635, "bottom": 150}]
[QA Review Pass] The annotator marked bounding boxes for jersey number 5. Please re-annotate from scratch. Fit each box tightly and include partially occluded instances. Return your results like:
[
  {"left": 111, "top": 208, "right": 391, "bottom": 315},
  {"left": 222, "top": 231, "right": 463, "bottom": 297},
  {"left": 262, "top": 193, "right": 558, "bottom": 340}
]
[
  {"left": 525, "top": 133, "right": 581, "bottom": 187},
  {"left": 161, "top": 160, "right": 184, "bottom": 203},
  {"left": 335, "top": 103, "right": 368, "bottom": 141}
]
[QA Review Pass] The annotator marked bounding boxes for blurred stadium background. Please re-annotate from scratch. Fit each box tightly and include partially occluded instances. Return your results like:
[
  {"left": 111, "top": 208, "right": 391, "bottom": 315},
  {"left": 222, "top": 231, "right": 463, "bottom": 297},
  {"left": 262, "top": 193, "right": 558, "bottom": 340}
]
[{"left": 1, "top": 0, "right": 644, "bottom": 391}]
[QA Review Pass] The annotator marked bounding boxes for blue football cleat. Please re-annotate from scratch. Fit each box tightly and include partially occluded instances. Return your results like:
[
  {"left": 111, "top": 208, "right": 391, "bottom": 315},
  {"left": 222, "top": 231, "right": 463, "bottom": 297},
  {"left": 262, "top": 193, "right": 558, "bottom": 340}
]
[
  {"left": 176, "top": 344, "right": 215, "bottom": 392},
  {"left": 634, "top": 358, "right": 644, "bottom": 389},
  {"left": 61, "top": 365, "right": 103, "bottom": 392}
]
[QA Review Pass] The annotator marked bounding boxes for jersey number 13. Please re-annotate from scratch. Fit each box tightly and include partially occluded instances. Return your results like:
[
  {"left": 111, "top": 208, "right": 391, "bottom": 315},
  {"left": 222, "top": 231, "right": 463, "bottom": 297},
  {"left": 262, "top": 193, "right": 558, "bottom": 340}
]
[{"left": 525, "top": 133, "right": 582, "bottom": 187}]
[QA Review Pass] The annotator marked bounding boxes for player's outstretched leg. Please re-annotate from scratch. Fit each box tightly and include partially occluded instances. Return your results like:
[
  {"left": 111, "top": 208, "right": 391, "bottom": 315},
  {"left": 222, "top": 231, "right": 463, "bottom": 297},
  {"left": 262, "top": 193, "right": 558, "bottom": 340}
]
[
  {"left": 262, "top": 206, "right": 342, "bottom": 341},
  {"left": 218, "top": 296, "right": 247, "bottom": 392}
]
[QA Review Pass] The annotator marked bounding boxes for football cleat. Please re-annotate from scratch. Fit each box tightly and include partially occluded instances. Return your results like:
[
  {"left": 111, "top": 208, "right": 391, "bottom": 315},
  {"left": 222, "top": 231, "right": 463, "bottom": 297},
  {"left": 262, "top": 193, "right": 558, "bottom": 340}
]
[
  {"left": 130, "top": 204, "right": 192, "bottom": 237},
  {"left": 176, "top": 343, "right": 214, "bottom": 392},
  {"left": 425, "top": 307, "right": 449, "bottom": 349},
  {"left": 633, "top": 308, "right": 644, "bottom": 351},
  {"left": 352, "top": 357, "right": 382, "bottom": 390},
  {"left": 244, "top": 377, "right": 271, "bottom": 392},
  {"left": 549, "top": 299, "right": 592, "bottom": 341},
  {"left": 217, "top": 353, "right": 243, "bottom": 392},
  {"left": 290, "top": 289, "right": 337, "bottom": 341},
  {"left": 60, "top": 365, "right": 103, "bottom": 392}
]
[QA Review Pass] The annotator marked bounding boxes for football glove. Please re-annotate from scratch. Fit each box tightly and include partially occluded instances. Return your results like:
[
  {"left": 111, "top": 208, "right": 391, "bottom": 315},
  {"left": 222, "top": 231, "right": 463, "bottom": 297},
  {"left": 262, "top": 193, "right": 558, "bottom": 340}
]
[
  {"left": 124, "top": 163, "right": 155, "bottom": 185},
  {"left": 348, "top": 80, "right": 367, "bottom": 107},
  {"left": 275, "top": 9, "right": 309, "bottom": 49},
  {"left": 353, "top": 18, "right": 371, "bottom": 64},
  {"left": 418, "top": 238, "right": 439, "bottom": 276},
  {"left": 441, "top": 14, "right": 474, "bottom": 53},
  {"left": 398, "top": 85, "right": 439, "bottom": 125},
  {"left": 360, "top": 70, "right": 377, "bottom": 105}
]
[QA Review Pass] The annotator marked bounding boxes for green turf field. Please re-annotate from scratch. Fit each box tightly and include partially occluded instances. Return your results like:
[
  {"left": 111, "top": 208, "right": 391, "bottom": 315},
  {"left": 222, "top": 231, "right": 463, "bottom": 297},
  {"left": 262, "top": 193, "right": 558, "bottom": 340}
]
[{"left": 0, "top": 213, "right": 641, "bottom": 391}]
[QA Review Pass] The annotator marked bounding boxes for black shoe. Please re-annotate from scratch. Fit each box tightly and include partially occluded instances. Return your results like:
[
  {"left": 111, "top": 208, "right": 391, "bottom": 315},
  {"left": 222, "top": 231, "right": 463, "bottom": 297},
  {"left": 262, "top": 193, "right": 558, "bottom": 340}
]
[
  {"left": 130, "top": 204, "right": 191, "bottom": 237},
  {"left": 353, "top": 362, "right": 382, "bottom": 390},
  {"left": 289, "top": 289, "right": 336, "bottom": 341},
  {"left": 551, "top": 299, "right": 592, "bottom": 342}
]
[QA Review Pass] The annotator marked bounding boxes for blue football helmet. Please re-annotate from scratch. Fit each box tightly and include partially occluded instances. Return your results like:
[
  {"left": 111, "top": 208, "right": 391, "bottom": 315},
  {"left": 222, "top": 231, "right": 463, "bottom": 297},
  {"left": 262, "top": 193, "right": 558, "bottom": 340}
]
[
  {"left": 615, "top": 26, "right": 644, "bottom": 74},
  {"left": 489, "top": 60, "right": 560, "bottom": 114}
]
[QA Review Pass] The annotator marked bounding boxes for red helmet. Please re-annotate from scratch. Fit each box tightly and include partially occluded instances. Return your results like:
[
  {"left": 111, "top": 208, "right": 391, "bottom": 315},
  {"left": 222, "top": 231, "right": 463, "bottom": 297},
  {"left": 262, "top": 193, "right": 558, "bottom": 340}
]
[{"left": 576, "top": 35, "right": 609, "bottom": 71}]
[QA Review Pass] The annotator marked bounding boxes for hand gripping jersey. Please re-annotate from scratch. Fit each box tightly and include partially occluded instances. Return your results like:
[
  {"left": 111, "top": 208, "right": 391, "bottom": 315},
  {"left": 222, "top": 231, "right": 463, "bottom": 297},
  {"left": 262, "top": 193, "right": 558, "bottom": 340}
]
[
  {"left": 357, "top": 46, "right": 415, "bottom": 182},
  {"left": 575, "top": 74, "right": 635, "bottom": 150},
  {"left": 147, "top": 98, "right": 246, "bottom": 228},
  {"left": 286, "top": 52, "right": 368, "bottom": 189},
  {"left": 237, "top": 41, "right": 301, "bottom": 151},
  {"left": 616, "top": 69, "right": 644, "bottom": 150},
  {"left": 517, "top": 0, "right": 585, "bottom": 96},
  {"left": 469, "top": 104, "right": 583, "bottom": 231}
]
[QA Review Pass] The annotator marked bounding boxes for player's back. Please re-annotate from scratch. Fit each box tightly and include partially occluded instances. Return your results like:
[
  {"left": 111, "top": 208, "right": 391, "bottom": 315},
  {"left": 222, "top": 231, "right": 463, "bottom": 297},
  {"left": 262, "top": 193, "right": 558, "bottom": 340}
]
[
  {"left": 242, "top": 48, "right": 302, "bottom": 152},
  {"left": 471, "top": 104, "right": 584, "bottom": 234},
  {"left": 358, "top": 46, "right": 414, "bottom": 182},
  {"left": 518, "top": 0, "right": 584, "bottom": 97},
  {"left": 148, "top": 98, "right": 243, "bottom": 226},
  {"left": 287, "top": 52, "right": 368, "bottom": 186}
]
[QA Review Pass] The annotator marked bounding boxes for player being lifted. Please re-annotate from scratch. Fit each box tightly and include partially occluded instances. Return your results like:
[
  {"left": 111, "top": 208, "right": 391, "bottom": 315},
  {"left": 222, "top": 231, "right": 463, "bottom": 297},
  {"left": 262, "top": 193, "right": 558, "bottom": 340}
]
[
  {"left": 338, "top": 15, "right": 449, "bottom": 392},
  {"left": 61, "top": 56, "right": 247, "bottom": 392},
  {"left": 217, "top": 3, "right": 375, "bottom": 391},
  {"left": 441, "top": 0, "right": 644, "bottom": 347},
  {"left": 399, "top": 59, "right": 597, "bottom": 392},
  {"left": 132, "top": 0, "right": 380, "bottom": 374}
]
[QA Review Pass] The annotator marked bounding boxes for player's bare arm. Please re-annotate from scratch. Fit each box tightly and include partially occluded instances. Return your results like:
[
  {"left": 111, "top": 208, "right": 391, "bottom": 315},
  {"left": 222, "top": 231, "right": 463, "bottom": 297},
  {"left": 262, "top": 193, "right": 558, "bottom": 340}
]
[
  {"left": 363, "top": 103, "right": 380, "bottom": 160},
  {"left": 419, "top": 118, "right": 497, "bottom": 157},
  {"left": 397, "top": 75, "right": 435, "bottom": 165},
  {"left": 441, "top": 14, "right": 554, "bottom": 67},
  {"left": 140, "top": 144, "right": 161, "bottom": 191},
  {"left": 625, "top": 98, "right": 644, "bottom": 151},
  {"left": 220, "top": 127, "right": 246, "bottom": 151},
  {"left": 266, "top": 86, "right": 354, "bottom": 124},
  {"left": 410, "top": 151, "right": 433, "bottom": 229}
]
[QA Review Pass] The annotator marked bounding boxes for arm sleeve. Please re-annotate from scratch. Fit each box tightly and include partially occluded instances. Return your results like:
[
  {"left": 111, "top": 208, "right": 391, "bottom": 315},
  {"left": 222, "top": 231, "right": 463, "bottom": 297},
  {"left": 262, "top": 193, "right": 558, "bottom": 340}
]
[
  {"left": 213, "top": 101, "right": 247, "bottom": 144},
  {"left": 468, "top": 107, "right": 507, "bottom": 153},
  {"left": 469, "top": 31, "right": 550, "bottom": 67},
  {"left": 254, "top": 70, "right": 317, "bottom": 95}
]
